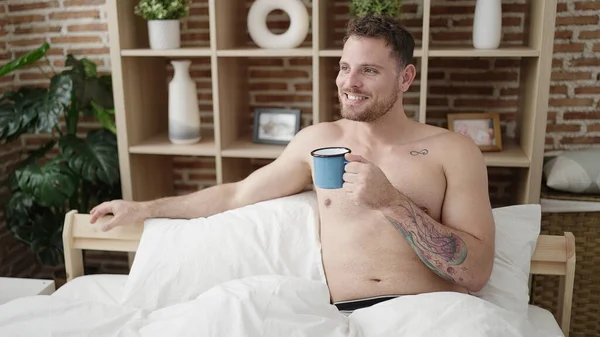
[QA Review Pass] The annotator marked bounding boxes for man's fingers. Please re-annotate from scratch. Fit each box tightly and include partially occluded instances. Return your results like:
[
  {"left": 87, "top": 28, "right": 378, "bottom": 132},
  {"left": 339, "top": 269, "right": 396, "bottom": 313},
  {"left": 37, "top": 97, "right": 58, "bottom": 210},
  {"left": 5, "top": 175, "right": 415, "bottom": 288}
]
[
  {"left": 89, "top": 202, "right": 112, "bottom": 224},
  {"left": 345, "top": 153, "right": 368, "bottom": 163},
  {"left": 344, "top": 160, "right": 365, "bottom": 173},
  {"left": 342, "top": 182, "right": 353, "bottom": 192},
  {"left": 343, "top": 172, "right": 357, "bottom": 183},
  {"left": 101, "top": 217, "right": 119, "bottom": 232}
]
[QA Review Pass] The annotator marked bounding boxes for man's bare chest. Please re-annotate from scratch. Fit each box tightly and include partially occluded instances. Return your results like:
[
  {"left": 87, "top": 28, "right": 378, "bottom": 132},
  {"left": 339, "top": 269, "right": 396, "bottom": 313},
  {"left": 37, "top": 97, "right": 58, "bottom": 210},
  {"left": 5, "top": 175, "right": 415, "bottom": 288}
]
[{"left": 309, "top": 149, "right": 447, "bottom": 221}]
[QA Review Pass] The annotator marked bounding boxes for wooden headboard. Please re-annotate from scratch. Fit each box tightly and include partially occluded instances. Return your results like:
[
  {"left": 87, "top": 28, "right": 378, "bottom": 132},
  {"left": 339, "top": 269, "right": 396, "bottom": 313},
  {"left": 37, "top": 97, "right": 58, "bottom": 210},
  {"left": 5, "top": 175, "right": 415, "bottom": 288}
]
[{"left": 62, "top": 210, "right": 576, "bottom": 337}]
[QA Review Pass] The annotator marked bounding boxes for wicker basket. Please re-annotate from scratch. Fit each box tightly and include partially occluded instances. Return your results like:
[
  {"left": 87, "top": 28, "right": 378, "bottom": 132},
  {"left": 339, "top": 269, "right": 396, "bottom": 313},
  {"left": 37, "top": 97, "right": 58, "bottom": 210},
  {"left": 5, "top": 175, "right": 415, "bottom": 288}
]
[{"left": 531, "top": 210, "right": 600, "bottom": 337}]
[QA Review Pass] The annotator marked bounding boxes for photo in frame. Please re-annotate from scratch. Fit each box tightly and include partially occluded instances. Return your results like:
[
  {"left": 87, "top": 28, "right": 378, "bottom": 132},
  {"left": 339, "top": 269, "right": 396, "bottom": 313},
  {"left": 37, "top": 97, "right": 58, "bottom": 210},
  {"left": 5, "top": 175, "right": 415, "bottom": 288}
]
[
  {"left": 447, "top": 112, "right": 503, "bottom": 152},
  {"left": 253, "top": 108, "right": 302, "bottom": 145}
]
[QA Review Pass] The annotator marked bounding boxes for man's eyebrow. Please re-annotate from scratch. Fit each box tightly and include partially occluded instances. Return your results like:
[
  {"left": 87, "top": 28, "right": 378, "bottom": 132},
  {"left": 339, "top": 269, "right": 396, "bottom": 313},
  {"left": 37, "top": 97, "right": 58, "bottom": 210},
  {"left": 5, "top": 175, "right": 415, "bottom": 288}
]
[
  {"left": 360, "top": 63, "right": 384, "bottom": 69},
  {"left": 339, "top": 62, "right": 385, "bottom": 69}
]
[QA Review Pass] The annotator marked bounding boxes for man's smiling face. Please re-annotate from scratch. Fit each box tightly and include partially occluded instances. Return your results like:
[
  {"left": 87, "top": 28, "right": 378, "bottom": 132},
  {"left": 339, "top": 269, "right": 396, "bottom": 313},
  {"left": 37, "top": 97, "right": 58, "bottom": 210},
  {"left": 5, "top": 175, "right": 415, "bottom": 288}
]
[{"left": 336, "top": 35, "right": 402, "bottom": 123}]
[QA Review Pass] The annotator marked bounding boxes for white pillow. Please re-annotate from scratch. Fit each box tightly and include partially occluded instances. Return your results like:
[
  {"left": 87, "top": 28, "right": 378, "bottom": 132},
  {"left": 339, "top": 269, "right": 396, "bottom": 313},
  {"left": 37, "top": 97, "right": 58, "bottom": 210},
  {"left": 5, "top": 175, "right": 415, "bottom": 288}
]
[
  {"left": 473, "top": 204, "right": 541, "bottom": 317},
  {"left": 543, "top": 148, "right": 600, "bottom": 194},
  {"left": 121, "top": 191, "right": 326, "bottom": 311}
]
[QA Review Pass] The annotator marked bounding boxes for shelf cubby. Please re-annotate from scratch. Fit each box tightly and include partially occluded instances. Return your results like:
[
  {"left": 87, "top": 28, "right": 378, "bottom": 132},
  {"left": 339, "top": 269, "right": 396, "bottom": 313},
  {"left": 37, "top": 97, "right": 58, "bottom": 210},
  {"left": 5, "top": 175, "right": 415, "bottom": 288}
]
[
  {"left": 215, "top": 56, "right": 313, "bottom": 160},
  {"left": 172, "top": 155, "right": 218, "bottom": 195},
  {"left": 214, "top": 0, "right": 313, "bottom": 53},
  {"left": 318, "top": 0, "right": 425, "bottom": 52},
  {"left": 122, "top": 57, "right": 216, "bottom": 157}
]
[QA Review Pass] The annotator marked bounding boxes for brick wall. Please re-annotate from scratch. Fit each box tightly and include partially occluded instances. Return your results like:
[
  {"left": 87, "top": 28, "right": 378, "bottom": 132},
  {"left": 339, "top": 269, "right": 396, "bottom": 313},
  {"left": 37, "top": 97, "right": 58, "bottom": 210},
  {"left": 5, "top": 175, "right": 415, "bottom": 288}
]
[
  {"left": 1, "top": 0, "right": 599, "bottom": 277},
  {"left": 548, "top": 1, "right": 600, "bottom": 147}
]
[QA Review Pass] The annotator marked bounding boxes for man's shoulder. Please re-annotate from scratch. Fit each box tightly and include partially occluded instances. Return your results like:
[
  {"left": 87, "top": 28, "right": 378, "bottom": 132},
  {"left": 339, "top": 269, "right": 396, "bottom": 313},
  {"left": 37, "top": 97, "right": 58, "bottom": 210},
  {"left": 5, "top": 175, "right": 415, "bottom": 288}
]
[
  {"left": 293, "top": 120, "right": 344, "bottom": 144},
  {"left": 414, "top": 123, "right": 485, "bottom": 164},
  {"left": 428, "top": 127, "right": 487, "bottom": 171},
  {"left": 302, "top": 120, "right": 344, "bottom": 135},
  {"left": 282, "top": 120, "right": 344, "bottom": 161}
]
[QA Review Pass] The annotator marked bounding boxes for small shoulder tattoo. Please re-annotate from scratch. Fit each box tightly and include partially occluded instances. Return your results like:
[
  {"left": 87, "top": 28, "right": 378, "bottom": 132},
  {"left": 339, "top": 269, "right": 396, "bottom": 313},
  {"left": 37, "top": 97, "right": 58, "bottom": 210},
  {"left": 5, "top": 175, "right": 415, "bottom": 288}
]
[{"left": 410, "top": 149, "right": 428, "bottom": 156}]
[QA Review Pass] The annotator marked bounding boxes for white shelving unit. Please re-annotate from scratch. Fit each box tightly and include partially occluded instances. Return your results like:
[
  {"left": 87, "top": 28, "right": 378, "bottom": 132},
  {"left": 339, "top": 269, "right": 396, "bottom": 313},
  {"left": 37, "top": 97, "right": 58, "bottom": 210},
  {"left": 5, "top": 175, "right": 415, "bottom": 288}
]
[{"left": 106, "top": 0, "right": 557, "bottom": 205}]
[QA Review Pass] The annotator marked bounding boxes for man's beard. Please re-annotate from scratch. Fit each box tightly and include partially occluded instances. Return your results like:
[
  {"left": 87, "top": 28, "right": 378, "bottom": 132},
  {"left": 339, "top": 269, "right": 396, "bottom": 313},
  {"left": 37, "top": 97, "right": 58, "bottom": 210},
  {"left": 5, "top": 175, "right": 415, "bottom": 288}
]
[{"left": 338, "top": 87, "right": 399, "bottom": 123}]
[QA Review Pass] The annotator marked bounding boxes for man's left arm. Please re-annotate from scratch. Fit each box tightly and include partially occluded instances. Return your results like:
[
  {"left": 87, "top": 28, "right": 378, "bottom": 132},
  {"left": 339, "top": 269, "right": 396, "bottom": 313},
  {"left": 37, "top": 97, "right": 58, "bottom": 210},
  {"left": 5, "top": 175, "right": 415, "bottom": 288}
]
[
  {"left": 379, "top": 184, "right": 494, "bottom": 292},
  {"left": 343, "top": 138, "right": 495, "bottom": 293}
]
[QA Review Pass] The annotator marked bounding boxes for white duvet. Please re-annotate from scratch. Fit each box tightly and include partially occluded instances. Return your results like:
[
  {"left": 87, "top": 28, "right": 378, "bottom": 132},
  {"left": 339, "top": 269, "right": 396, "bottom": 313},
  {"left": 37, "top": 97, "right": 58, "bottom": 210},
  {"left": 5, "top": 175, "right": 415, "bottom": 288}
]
[
  {"left": 0, "top": 193, "right": 564, "bottom": 336},
  {"left": 0, "top": 274, "right": 558, "bottom": 337}
]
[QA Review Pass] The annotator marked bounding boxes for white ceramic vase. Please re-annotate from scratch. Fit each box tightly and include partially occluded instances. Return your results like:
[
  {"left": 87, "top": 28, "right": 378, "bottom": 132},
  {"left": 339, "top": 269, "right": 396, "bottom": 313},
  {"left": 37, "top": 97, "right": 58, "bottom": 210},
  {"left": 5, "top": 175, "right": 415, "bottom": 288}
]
[
  {"left": 148, "top": 20, "right": 180, "bottom": 49},
  {"left": 169, "top": 60, "right": 201, "bottom": 144},
  {"left": 472, "top": 0, "right": 502, "bottom": 49},
  {"left": 247, "top": 0, "right": 309, "bottom": 49}
]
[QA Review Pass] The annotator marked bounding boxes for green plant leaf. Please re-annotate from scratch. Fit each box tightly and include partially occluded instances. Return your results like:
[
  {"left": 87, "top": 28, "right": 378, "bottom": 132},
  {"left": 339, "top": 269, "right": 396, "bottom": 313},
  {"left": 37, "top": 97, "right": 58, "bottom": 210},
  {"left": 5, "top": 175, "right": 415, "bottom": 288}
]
[
  {"left": 15, "top": 157, "right": 78, "bottom": 208},
  {"left": 62, "top": 56, "right": 113, "bottom": 117},
  {"left": 29, "top": 211, "right": 64, "bottom": 267},
  {"left": 6, "top": 139, "right": 57, "bottom": 193},
  {"left": 91, "top": 100, "right": 116, "bottom": 133},
  {"left": 82, "top": 179, "right": 122, "bottom": 213},
  {"left": 80, "top": 77, "right": 114, "bottom": 117},
  {"left": 0, "top": 42, "right": 50, "bottom": 77},
  {"left": 65, "top": 54, "right": 97, "bottom": 78},
  {"left": 0, "top": 92, "right": 24, "bottom": 141},
  {"left": 5, "top": 195, "right": 65, "bottom": 266},
  {"left": 50, "top": 73, "right": 73, "bottom": 106},
  {"left": 5, "top": 191, "right": 41, "bottom": 249},
  {"left": 134, "top": 0, "right": 190, "bottom": 20},
  {"left": 32, "top": 74, "right": 72, "bottom": 133},
  {"left": 0, "top": 76, "right": 72, "bottom": 137},
  {"left": 0, "top": 88, "right": 45, "bottom": 142},
  {"left": 59, "top": 128, "right": 120, "bottom": 186},
  {"left": 5, "top": 191, "right": 35, "bottom": 232},
  {"left": 350, "top": 0, "right": 402, "bottom": 17}
]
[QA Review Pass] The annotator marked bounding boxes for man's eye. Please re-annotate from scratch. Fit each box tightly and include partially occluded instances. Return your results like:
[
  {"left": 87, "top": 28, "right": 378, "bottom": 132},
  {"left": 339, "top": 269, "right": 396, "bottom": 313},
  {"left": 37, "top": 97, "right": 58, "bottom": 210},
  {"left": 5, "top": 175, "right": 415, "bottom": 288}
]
[{"left": 365, "top": 68, "right": 376, "bottom": 73}]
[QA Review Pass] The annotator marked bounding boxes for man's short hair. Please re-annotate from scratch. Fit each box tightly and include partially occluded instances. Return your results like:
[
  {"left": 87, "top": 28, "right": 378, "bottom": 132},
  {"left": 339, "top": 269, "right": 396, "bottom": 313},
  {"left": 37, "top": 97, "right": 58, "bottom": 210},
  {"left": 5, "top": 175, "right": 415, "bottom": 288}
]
[{"left": 343, "top": 15, "right": 415, "bottom": 69}]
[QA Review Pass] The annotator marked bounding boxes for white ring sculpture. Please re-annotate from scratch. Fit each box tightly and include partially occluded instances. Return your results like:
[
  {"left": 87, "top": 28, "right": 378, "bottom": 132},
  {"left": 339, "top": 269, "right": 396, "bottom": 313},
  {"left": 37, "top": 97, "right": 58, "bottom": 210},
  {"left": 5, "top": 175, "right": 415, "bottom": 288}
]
[{"left": 247, "top": 0, "right": 310, "bottom": 49}]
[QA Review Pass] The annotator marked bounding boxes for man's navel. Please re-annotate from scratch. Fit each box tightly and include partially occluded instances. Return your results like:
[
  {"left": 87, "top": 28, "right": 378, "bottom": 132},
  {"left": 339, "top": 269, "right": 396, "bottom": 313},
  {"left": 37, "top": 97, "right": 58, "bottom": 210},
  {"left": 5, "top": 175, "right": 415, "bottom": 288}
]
[{"left": 324, "top": 198, "right": 332, "bottom": 207}]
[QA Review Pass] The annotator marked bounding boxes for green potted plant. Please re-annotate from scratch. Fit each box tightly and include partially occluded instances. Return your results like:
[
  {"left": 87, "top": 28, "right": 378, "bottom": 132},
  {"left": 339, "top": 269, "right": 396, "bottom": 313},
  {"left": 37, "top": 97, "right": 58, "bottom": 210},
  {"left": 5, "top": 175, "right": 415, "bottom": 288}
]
[
  {"left": 0, "top": 43, "right": 121, "bottom": 270},
  {"left": 134, "top": 0, "right": 190, "bottom": 50},
  {"left": 349, "top": 0, "right": 403, "bottom": 18}
]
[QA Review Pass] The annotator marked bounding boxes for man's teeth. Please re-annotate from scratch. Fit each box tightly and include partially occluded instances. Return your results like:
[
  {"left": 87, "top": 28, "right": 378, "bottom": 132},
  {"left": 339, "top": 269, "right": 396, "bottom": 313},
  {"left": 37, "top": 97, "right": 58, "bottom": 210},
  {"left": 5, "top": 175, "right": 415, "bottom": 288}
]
[{"left": 347, "top": 94, "right": 366, "bottom": 100}]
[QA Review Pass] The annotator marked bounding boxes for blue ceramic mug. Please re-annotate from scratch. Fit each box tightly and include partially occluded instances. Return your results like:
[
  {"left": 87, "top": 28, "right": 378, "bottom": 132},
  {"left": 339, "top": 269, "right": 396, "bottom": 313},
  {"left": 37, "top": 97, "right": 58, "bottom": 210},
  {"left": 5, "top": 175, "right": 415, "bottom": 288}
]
[{"left": 311, "top": 147, "right": 351, "bottom": 189}]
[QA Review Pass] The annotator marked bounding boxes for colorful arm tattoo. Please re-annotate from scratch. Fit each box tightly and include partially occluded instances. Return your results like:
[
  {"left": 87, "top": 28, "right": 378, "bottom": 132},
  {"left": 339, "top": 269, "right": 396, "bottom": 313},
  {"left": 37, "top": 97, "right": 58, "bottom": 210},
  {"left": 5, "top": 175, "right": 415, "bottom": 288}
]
[{"left": 384, "top": 201, "right": 468, "bottom": 283}]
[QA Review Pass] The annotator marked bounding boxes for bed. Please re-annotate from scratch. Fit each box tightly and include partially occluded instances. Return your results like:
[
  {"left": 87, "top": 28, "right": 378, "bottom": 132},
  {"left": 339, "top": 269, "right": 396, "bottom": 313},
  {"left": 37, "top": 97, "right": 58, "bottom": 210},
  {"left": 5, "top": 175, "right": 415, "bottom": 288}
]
[{"left": 0, "top": 192, "right": 575, "bottom": 337}]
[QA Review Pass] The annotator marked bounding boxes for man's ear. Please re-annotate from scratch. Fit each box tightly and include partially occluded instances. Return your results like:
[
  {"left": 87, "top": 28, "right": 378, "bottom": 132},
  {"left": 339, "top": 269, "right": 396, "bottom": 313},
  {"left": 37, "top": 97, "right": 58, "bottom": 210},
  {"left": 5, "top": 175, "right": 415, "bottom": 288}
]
[{"left": 399, "top": 64, "right": 417, "bottom": 92}]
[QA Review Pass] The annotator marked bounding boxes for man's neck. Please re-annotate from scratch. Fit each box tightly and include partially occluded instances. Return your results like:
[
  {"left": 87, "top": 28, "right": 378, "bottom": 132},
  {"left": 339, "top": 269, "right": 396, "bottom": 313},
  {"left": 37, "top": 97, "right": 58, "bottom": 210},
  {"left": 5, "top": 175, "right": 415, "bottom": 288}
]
[{"left": 348, "top": 107, "right": 413, "bottom": 146}]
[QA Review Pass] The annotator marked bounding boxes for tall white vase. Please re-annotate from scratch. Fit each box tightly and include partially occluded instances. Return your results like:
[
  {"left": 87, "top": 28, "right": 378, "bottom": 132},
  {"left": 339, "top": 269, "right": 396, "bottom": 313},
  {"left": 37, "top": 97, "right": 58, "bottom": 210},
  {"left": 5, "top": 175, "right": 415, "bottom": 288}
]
[
  {"left": 472, "top": 0, "right": 502, "bottom": 49},
  {"left": 169, "top": 60, "right": 201, "bottom": 144}
]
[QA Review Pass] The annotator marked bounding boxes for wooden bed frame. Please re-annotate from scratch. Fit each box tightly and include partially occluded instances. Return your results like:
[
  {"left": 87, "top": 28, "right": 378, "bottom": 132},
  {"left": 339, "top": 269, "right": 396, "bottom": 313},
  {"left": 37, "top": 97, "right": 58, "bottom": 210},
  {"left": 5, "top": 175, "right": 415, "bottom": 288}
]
[{"left": 62, "top": 210, "right": 576, "bottom": 337}]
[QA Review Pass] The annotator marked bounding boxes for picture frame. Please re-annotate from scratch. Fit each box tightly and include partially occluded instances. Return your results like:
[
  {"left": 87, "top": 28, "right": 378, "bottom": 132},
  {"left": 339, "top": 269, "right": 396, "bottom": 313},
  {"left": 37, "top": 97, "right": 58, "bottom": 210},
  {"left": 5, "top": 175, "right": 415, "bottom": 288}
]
[
  {"left": 252, "top": 108, "right": 302, "bottom": 145},
  {"left": 447, "top": 112, "right": 503, "bottom": 152}
]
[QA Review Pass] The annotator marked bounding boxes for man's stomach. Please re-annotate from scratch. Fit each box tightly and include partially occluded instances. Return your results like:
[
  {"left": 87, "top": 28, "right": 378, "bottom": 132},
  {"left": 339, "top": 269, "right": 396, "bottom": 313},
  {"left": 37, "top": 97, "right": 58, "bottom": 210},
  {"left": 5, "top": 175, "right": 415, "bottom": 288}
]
[{"left": 320, "top": 214, "right": 468, "bottom": 302}]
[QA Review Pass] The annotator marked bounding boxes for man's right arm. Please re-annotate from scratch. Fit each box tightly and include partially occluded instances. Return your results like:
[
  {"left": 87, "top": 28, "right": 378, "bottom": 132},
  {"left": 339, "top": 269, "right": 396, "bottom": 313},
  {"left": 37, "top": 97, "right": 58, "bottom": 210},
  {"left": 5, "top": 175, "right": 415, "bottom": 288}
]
[{"left": 91, "top": 126, "right": 316, "bottom": 231}]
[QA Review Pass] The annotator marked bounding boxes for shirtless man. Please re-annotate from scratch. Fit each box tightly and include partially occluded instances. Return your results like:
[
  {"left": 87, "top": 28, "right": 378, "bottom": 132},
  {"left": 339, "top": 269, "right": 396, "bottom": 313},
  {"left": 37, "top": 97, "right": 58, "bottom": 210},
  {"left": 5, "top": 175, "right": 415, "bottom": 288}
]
[{"left": 90, "top": 15, "right": 495, "bottom": 315}]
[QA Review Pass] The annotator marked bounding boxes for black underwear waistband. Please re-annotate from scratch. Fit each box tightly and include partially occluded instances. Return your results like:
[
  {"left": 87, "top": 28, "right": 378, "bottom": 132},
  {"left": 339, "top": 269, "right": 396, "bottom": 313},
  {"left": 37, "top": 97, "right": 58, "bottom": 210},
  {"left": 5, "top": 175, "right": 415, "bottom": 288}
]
[{"left": 333, "top": 295, "right": 401, "bottom": 312}]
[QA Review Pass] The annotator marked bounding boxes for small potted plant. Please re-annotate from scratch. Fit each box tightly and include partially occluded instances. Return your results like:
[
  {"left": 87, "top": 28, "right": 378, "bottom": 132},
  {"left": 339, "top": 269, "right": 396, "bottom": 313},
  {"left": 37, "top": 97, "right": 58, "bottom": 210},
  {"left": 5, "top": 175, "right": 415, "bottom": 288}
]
[
  {"left": 349, "top": 0, "right": 402, "bottom": 18},
  {"left": 134, "top": 0, "right": 190, "bottom": 50}
]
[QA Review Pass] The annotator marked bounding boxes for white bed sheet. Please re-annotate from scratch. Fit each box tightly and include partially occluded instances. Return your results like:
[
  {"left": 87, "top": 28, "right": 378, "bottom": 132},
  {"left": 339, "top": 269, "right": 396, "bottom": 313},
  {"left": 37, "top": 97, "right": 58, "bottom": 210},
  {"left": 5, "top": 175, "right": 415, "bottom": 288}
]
[
  {"left": 50, "top": 274, "right": 127, "bottom": 305},
  {"left": 528, "top": 305, "right": 564, "bottom": 336},
  {"left": 7, "top": 274, "right": 560, "bottom": 337}
]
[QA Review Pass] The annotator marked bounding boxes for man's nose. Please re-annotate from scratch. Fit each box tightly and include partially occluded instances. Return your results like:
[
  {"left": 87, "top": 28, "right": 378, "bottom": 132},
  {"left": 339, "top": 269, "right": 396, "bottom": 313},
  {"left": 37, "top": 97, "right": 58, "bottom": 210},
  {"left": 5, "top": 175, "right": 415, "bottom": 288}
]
[{"left": 344, "top": 71, "right": 362, "bottom": 89}]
